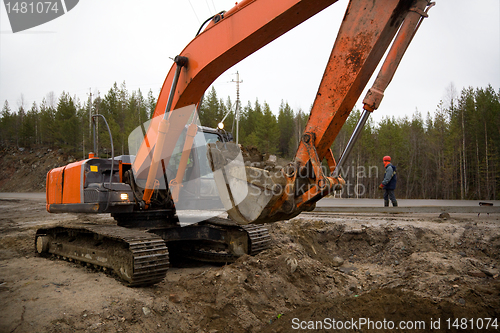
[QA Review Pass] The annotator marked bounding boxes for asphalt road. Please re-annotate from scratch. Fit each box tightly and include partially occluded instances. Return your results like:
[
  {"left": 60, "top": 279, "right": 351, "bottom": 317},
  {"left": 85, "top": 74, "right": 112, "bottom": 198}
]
[
  {"left": 316, "top": 197, "right": 500, "bottom": 207},
  {"left": 0, "top": 192, "right": 46, "bottom": 201}
]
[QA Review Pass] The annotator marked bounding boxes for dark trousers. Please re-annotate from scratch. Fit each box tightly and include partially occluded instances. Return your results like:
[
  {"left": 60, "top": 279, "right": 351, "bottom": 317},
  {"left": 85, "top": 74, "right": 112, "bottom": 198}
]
[{"left": 384, "top": 189, "right": 397, "bottom": 206}]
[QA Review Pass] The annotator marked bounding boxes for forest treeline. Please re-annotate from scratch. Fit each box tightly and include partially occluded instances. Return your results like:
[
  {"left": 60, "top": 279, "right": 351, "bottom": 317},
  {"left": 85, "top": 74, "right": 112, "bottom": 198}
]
[{"left": 0, "top": 82, "right": 499, "bottom": 200}]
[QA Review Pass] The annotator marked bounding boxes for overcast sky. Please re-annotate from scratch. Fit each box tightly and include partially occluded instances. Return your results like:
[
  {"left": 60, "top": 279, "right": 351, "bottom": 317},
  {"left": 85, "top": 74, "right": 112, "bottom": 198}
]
[{"left": 1, "top": 0, "right": 499, "bottom": 125}]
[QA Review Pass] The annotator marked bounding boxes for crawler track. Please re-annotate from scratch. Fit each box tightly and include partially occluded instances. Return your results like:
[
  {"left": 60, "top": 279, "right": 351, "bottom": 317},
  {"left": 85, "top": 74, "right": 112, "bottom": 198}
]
[
  {"left": 35, "top": 224, "right": 169, "bottom": 286},
  {"left": 184, "top": 219, "right": 272, "bottom": 262},
  {"left": 241, "top": 224, "right": 272, "bottom": 255},
  {"left": 200, "top": 217, "right": 272, "bottom": 257},
  {"left": 158, "top": 218, "right": 272, "bottom": 263},
  {"left": 34, "top": 218, "right": 271, "bottom": 285}
]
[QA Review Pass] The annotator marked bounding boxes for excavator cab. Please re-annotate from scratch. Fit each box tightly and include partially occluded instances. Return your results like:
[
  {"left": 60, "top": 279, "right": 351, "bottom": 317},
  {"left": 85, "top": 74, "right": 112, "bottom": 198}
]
[
  {"left": 172, "top": 127, "right": 228, "bottom": 210},
  {"left": 126, "top": 105, "right": 244, "bottom": 223}
]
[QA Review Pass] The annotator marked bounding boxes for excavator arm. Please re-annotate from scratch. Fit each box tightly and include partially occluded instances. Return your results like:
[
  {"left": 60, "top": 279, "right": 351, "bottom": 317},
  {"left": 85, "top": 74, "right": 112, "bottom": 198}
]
[{"left": 135, "top": 0, "right": 434, "bottom": 224}]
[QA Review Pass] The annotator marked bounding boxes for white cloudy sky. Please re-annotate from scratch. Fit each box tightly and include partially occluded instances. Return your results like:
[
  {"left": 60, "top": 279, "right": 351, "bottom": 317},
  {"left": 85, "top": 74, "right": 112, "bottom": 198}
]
[{"left": 0, "top": 0, "right": 499, "bottom": 125}]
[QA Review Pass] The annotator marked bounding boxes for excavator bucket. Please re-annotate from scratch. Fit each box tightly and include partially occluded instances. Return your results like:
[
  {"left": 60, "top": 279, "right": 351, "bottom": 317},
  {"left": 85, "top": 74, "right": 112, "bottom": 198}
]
[{"left": 207, "top": 143, "right": 290, "bottom": 225}]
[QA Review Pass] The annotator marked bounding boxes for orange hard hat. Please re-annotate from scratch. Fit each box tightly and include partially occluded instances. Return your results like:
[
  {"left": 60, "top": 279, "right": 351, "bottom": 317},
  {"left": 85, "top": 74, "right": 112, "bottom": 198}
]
[{"left": 383, "top": 155, "right": 391, "bottom": 162}]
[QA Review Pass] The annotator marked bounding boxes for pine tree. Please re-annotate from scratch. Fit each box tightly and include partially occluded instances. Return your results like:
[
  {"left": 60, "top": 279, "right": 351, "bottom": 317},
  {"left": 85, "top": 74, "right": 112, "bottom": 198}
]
[
  {"left": 199, "top": 87, "right": 221, "bottom": 128},
  {"left": 0, "top": 101, "right": 13, "bottom": 146},
  {"left": 22, "top": 102, "right": 39, "bottom": 147},
  {"left": 147, "top": 89, "right": 157, "bottom": 119},
  {"left": 39, "top": 97, "right": 56, "bottom": 146},
  {"left": 277, "top": 101, "right": 295, "bottom": 158},
  {"left": 55, "top": 92, "right": 80, "bottom": 149},
  {"left": 255, "top": 102, "right": 279, "bottom": 154}
]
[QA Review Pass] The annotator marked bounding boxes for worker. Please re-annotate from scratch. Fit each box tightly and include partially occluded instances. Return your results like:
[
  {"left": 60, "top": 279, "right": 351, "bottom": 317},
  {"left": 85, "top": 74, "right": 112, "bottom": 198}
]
[{"left": 379, "top": 155, "right": 398, "bottom": 207}]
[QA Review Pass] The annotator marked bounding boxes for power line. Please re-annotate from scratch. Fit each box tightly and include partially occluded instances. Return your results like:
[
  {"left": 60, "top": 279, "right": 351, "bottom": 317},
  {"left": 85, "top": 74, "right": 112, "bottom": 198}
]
[
  {"left": 205, "top": 0, "right": 214, "bottom": 15},
  {"left": 187, "top": 0, "right": 201, "bottom": 24}
]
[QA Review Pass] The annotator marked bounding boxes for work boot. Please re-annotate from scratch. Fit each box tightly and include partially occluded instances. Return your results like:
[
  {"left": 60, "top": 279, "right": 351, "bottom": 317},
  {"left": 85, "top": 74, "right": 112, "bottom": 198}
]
[
  {"left": 384, "top": 200, "right": 389, "bottom": 207},
  {"left": 392, "top": 201, "right": 398, "bottom": 207}
]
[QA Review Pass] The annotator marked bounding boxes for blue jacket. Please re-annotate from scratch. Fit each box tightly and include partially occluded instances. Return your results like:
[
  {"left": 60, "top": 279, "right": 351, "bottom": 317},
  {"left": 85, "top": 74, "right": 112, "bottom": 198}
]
[{"left": 382, "top": 163, "right": 397, "bottom": 190}]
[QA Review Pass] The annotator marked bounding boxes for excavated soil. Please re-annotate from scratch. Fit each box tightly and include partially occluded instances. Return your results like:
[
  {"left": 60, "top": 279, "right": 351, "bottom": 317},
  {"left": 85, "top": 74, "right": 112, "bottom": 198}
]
[
  {"left": 1, "top": 146, "right": 499, "bottom": 332},
  {"left": 0, "top": 197, "right": 499, "bottom": 333}
]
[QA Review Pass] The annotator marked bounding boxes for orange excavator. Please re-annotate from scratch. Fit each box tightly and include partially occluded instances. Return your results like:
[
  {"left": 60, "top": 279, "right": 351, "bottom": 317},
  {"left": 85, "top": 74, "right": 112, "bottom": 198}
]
[{"left": 36, "top": 0, "right": 434, "bottom": 286}]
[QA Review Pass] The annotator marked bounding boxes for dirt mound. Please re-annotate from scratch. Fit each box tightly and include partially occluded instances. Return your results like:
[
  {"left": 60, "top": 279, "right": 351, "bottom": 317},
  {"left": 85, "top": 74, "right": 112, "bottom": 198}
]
[
  {"left": 172, "top": 217, "right": 499, "bottom": 332},
  {"left": 0, "top": 146, "right": 75, "bottom": 192},
  {"left": 0, "top": 199, "right": 499, "bottom": 332}
]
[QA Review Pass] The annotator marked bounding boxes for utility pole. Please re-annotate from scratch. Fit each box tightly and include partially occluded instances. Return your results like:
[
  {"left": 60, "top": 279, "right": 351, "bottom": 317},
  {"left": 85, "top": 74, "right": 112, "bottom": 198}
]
[
  {"left": 88, "top": 89, "right": 93, "bottom": 147},
  {"left": 231, "top": 71, "right": 243, "bottom": 144},
  {"left": 95, "top": 92, "right": 100, "bottom": 157},
  {"left": 85, "top": 88, "right": 93, "bottom": 158}
]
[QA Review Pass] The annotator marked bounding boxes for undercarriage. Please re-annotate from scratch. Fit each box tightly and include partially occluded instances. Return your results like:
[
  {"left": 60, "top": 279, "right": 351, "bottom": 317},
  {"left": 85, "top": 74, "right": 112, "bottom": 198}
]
[{"left": 35, "top": 217, "right": 271, "bottom": 286}]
